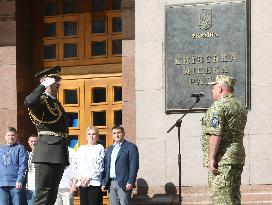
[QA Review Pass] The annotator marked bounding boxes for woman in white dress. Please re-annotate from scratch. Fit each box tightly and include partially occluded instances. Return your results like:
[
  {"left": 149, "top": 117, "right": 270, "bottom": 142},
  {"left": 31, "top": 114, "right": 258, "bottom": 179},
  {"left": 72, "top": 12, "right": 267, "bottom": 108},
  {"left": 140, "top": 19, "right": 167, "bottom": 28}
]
[{"left": 72, "top": 126, "right": 104, "bottom": 205}]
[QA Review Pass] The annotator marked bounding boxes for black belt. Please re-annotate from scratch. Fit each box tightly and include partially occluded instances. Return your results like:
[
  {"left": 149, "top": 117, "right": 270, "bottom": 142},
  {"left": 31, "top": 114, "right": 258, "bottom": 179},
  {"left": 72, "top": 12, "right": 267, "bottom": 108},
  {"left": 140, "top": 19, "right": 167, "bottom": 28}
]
[{"left": 110, "top": 177, "right": 116, "bottom": 181}]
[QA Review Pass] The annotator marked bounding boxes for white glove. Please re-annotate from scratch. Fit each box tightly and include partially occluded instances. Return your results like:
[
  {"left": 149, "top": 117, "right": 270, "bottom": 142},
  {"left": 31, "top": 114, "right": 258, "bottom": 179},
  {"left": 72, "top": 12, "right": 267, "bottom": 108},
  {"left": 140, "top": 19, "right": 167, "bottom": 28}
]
[{"left": 41, "top": 78, "right": 55, "bottom": 88}]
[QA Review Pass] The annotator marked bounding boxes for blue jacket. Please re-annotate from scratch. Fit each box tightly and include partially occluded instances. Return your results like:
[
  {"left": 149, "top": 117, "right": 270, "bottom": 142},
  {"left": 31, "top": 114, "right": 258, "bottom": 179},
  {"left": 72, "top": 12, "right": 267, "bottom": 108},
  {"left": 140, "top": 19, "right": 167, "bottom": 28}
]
[
  {"left": 0, "top": 143, "right": 28, "bottom": 186},
  {"left": 102, "top": 140, "right": 139, "bottom": 189}
]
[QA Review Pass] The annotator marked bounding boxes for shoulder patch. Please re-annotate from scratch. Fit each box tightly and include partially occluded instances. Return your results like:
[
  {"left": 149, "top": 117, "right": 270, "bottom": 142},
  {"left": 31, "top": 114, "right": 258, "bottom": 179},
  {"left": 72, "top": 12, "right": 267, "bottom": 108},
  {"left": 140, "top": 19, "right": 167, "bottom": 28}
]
[{"left": 210, "top": 113, "right": 220, "bottom": 128}]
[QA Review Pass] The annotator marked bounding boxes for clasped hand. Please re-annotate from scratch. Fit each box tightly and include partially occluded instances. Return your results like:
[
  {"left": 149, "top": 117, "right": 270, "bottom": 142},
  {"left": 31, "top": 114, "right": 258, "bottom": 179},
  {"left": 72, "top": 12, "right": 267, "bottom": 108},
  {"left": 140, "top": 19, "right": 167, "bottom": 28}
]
[{"left": 81, "top": 177, "right": 90, "bottom": 188}]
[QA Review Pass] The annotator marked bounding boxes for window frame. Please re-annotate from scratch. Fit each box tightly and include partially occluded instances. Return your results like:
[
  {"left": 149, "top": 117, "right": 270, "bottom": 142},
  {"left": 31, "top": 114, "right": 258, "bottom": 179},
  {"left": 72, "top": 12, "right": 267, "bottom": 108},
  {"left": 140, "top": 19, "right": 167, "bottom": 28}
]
[{"left": 39, "top": 0, "right": 122, "bottom": 68}]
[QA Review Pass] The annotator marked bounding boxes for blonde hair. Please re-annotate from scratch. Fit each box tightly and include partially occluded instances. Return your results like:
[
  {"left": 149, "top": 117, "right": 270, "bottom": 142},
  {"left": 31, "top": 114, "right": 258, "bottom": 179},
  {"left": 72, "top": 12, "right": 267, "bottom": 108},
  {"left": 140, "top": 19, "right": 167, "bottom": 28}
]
[{"left": 86, "top": 126, "right": 99, "bottom": 135}]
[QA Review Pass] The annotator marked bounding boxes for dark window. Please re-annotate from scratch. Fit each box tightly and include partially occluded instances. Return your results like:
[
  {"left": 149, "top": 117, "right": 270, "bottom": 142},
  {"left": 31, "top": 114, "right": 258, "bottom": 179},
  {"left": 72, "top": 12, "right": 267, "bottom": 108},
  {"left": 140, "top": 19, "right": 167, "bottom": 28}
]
[
  {"left": 93, "top": 111, "right": 106, "bottom": 126},
  {"left": 113, "top": 86, "right": 122, "bottom": 102},
  {"left": 92, "top": 87, "right": 106, "bottom": 103},
  {"left": 63, "top": 0, "right": 77, "bottom": 14},
  {"left": 114, "top": 110, "right": 122, "bottom": 126},
  {"left": 64, "top": 89, "right": 78, "bottom": 104},
  {"left": 64, "top": 21, "right": 77, "bottom": 36},
  {"left": 66, "top": 112, "right": 79, "bottom": 127},
  {"left": 112, "top": 0, "right": 121, "bottom": 10},
  {"left": 112, "top": 17, "right": 122, "bottom": 33},
  {"left": 91, "top": 41, "right": 106, "bottom": 56},
  {"left": 91, "top": 0, "right": 107, "bottom": 12},
  {"left": 97, "top": 134, "right": 106, "bottom": 148},
  {"left": 44, "top": 23, "right": 56, "bottom": 37},
  {"left": 44, "top": 44, "right": 56, "bottom": 59},
  {"left": 91, "top": 18, "right": 106, "bottom": 34},
  {"left": 64, "top": 43, "right": 77, "bottom": 58},
  {"left": 44, "top": 2, "right": 57, "bottom": 16}
]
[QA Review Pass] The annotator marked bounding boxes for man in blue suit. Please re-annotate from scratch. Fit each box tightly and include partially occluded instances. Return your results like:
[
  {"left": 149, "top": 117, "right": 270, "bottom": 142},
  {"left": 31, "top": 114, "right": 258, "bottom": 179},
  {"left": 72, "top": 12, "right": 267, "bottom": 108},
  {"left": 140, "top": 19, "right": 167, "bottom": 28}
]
[{"left": 102, "top": 125, "right": 139, "bottom": 205}]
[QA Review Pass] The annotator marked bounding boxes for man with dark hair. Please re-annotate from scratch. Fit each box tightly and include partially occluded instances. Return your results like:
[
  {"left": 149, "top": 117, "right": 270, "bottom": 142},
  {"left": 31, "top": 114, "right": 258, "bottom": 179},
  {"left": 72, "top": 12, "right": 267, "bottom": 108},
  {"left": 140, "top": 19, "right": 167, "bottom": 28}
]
[
  {"left": 24, "top": 66, "right": 69, "bottom": 205},
  {"left": 0, "top": 127, "right": 28, "bottom": 205},
  {"left": 201, "top": 75, "right": 248, "bottom": 204},
  {"left": 102, "top": 125, "right": 139, "bottom": 205}
]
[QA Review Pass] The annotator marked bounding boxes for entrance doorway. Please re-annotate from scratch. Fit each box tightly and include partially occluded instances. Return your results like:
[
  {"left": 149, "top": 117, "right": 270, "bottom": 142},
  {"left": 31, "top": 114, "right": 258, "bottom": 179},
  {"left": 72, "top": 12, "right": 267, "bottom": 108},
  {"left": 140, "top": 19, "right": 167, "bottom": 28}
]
[{"left": 58, "top": 75, "right": 122, "bottom": 204}]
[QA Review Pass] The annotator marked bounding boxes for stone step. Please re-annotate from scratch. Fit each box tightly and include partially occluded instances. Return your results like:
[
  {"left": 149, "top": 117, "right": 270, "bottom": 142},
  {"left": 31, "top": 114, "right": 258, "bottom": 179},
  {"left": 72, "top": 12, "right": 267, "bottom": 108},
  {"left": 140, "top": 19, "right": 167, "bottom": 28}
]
[
  {"left": 181, "top": 185, "right": 272, "bottom": 203},
  {"left": 181, "top": 193, "right": 272, "bottom": 204},
  {"left": 131, "top": 185, "right": 272, "bottom": 205}
]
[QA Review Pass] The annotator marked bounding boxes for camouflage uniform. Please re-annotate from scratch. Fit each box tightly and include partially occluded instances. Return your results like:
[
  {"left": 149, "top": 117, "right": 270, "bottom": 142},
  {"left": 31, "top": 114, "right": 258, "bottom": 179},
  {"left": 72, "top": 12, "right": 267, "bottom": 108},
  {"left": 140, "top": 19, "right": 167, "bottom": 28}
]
[{"left": 200, "top": 75, "right": 247, "bottom": 205}]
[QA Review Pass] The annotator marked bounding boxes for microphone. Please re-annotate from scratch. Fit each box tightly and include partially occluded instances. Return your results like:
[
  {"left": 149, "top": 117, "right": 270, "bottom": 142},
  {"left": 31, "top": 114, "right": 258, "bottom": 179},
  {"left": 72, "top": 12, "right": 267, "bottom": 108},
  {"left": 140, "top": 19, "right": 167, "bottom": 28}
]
[{"left": 191, "top": 92, "right": 204, "bottom": 98}]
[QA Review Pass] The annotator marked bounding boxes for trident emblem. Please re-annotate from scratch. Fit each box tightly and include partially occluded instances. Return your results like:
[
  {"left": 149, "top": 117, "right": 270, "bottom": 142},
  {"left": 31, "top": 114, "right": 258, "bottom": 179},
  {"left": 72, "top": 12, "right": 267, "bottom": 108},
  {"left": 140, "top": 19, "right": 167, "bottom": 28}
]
[{"left": 199, "top": 9, "right": 212, "bottom": 30}]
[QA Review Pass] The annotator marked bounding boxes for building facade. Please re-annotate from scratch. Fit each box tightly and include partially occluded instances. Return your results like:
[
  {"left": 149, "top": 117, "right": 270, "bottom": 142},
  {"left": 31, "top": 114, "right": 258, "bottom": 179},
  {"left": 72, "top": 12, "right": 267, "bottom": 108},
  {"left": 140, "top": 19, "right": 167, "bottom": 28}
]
[{"left": 1, "top": 0, "right": 272, "bottom": 203}]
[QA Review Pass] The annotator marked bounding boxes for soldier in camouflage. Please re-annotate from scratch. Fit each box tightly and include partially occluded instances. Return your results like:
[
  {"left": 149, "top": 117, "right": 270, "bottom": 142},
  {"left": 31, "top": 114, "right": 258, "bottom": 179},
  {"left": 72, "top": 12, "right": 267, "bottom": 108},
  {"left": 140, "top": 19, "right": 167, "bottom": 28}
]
[{"left": 200, "top": 75, "right": 247, "bottom": 205}]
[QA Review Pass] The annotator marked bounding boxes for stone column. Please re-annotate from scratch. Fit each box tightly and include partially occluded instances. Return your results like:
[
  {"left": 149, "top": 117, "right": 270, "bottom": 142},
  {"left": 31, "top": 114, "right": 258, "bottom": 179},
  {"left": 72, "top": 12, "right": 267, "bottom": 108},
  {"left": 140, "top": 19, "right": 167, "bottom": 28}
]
[
  {"left": 122, "top": 0, "right": 136, "bottom": 143},
  {"left": 0, "top": 0, "right": 16, "bottom": 144}
]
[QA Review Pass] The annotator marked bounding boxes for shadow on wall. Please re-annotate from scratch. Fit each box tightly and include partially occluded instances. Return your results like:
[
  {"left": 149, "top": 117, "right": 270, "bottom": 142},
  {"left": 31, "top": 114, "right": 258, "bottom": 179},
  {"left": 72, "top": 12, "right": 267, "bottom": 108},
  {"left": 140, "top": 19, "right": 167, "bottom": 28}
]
[
  {"left": 132, "top": 178, "right": 151, "bottom": 200},
  {"left": 132, "top": 179, "right": 180, "bottom": 205}
]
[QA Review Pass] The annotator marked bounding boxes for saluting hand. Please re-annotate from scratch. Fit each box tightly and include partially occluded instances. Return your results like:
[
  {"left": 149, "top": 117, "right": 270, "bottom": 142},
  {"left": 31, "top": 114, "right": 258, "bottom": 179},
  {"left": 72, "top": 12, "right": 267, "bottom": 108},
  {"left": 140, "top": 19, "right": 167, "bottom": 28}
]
[{"left": 40, "top": 77, "right": 56, "bottom": 88}]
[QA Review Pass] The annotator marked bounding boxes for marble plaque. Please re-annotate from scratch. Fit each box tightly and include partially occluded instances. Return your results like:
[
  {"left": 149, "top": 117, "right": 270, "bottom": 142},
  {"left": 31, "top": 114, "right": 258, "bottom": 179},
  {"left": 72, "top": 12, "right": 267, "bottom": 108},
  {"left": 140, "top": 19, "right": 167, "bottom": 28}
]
[{"left": 165, "top": 0, "right": 250, "bottom": 112}]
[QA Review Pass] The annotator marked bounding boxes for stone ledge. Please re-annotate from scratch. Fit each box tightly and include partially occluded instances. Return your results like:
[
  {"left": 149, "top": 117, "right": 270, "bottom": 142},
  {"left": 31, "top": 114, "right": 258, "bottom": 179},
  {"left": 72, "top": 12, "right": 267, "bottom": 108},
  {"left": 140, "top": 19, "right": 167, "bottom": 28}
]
[{"left": 131, "top": 185, "right": 272, "bottom": 205}]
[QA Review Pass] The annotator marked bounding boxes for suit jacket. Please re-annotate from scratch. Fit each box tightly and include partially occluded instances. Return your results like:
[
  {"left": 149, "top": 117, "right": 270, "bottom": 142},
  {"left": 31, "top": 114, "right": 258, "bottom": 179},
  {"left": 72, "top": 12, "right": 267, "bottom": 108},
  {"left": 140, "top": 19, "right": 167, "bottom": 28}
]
[
  {"left": 24, "top": 84, "right": 69, "bottom": 165},
  {"left": 102, "top": 140, "right": 139, "bottom": 189}
]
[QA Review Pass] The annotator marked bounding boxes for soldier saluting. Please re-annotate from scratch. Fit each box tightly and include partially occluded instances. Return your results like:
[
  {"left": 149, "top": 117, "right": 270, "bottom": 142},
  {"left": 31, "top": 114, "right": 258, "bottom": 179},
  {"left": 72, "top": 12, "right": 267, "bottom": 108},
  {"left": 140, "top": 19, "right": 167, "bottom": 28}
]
[{"left": 24, "top": 65, "right": 69, "bottom": 205}]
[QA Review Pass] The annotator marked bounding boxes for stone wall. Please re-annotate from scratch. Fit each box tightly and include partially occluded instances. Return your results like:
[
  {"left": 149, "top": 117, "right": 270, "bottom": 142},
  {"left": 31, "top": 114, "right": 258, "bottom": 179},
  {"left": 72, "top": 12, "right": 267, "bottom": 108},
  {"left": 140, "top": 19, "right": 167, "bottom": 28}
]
[
  {"left": 0, "top": 0, "right": 16, "bottom": 144},
  {"left": 135, "top": 0, "right": 272, "bottom": 195},
  {"left": 122, "top": 0, "right": 136, "bottom": 143}
]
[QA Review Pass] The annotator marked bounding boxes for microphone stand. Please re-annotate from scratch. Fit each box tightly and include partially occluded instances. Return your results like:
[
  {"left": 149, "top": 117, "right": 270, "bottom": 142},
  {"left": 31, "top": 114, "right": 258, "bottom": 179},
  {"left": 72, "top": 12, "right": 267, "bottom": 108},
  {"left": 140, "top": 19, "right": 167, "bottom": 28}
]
[{"left": 167, "top": 97, "right": 201, "bottom": 205}]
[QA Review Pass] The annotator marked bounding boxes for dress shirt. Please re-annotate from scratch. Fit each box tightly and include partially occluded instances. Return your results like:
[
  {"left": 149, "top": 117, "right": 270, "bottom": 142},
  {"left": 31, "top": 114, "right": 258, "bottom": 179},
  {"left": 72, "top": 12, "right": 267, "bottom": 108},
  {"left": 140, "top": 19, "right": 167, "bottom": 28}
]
[
  {"left": 110, "top": 141, "right": 123, "bottom": 179},
  {"left": 27, "top": 151, "right": 35, "bottom": 190}
]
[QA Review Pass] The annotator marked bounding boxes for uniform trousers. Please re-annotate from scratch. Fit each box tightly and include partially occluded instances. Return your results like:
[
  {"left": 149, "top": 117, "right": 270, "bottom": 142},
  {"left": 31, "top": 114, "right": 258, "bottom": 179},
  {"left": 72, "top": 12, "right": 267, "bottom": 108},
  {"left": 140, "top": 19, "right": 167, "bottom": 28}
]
[
  {"left": 208, "top": 164, "right": 243, "bottom": 205},
  {"left": 109, "top": 180, "right": 132, "bottom": 205},
  {"left": 79, "top": 186, "right": 103, "bottom": 205},
  {"left": 34, "top": 163, "right": 65, "bottom": 205}
]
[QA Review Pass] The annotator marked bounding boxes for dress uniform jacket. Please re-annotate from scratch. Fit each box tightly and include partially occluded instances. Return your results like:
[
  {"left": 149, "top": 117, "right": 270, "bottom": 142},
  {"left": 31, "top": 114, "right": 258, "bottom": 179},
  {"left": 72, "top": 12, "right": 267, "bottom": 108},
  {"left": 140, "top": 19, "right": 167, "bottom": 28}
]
[{"left": 24, "top": 84, "right": 69, "bottom": 165}]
